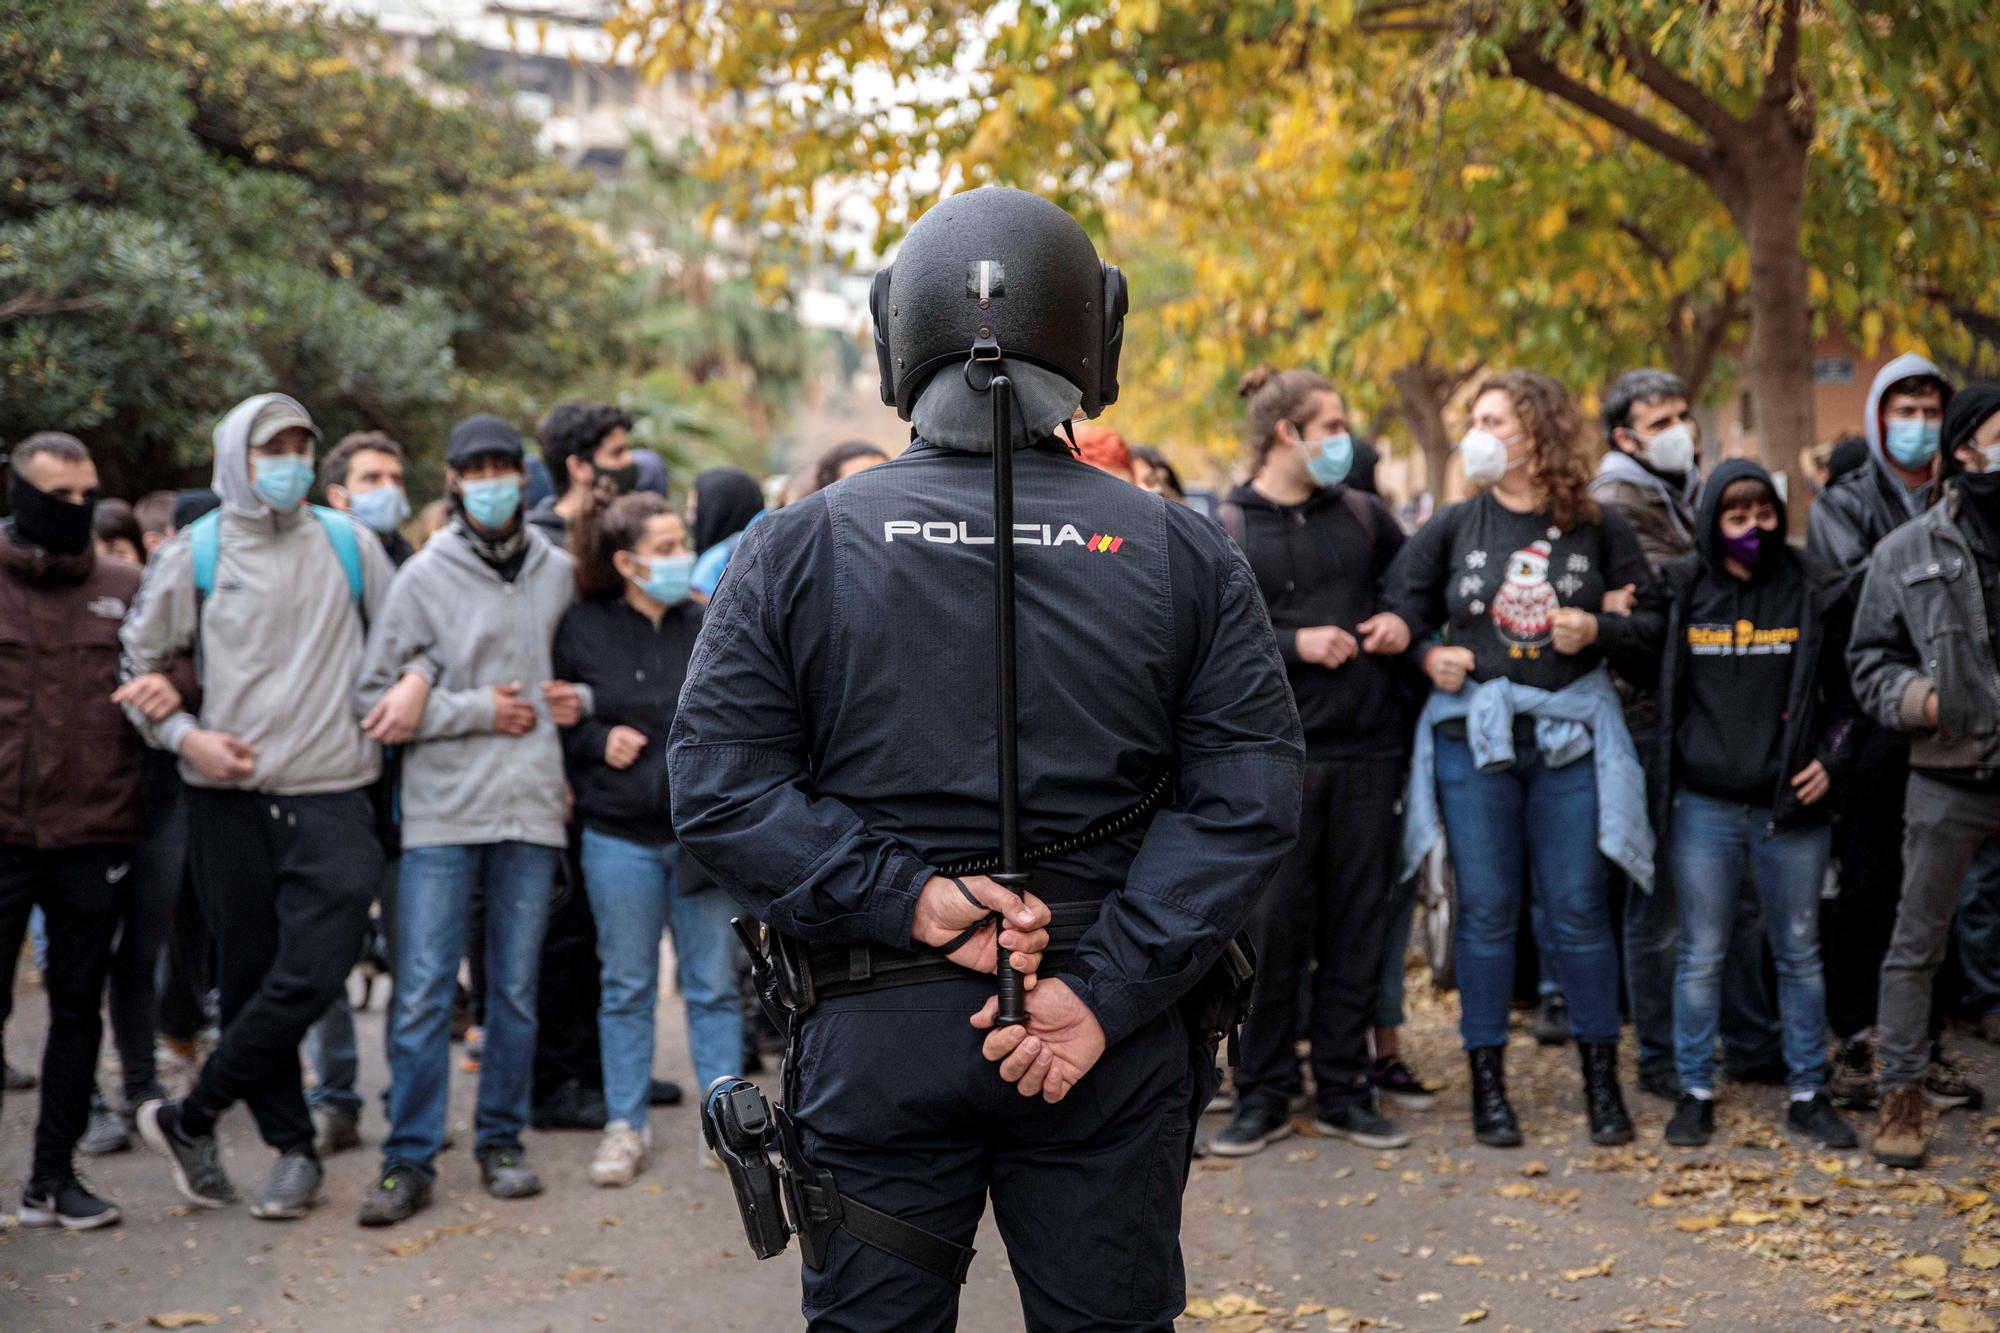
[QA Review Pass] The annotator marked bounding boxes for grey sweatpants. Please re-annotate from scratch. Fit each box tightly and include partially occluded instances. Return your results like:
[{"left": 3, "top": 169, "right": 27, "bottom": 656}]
[{"left": 1878, "top": 772, "right": 2000, "bottom": 1090}]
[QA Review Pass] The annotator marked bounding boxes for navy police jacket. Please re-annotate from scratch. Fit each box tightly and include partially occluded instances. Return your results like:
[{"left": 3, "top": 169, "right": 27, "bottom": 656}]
[{"left": 667, "top": 437, "right": 1304, "bottom": 1047}]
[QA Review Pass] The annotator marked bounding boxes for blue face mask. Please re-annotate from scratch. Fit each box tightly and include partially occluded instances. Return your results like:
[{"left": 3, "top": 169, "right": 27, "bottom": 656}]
[
  {"left": 1303, "top": 432, "right": 1353, "bottom": 488},
  {"left": 252, "top": 453, "right": 314, "bottom": 511},
  {"left": 348, "top": 485, "right": 411, "bottom": 535},
  {"left": 460, "top": 476, "right": 522, "bottom": 530},
  {"left": 1885, "top": 417, "right": 1941, "bottom": 469},
  {"left": 629, "top": 552, "right": 695, "bottom": 606}
]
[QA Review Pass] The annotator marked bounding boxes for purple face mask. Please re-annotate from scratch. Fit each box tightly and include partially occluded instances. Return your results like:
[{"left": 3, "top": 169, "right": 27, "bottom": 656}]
[{"left": 1721, "top": 524, "right": 1772, "bottom": 570}]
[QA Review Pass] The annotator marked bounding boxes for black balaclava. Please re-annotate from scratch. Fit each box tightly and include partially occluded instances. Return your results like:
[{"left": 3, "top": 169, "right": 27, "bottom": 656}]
[{"left": 7, "top": 466, "right": 97, "bottom": 556}]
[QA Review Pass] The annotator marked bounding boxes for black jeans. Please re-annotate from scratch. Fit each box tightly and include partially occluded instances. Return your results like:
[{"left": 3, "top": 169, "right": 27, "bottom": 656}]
[
  {"left": 1825, "top": 727, "right": 1909, "bottom": 1041},
  {"left": 532, "top": 841, "right": 604, "bottom": 1104},
  {"left": 102, "top": 752, "right": 189, "bottom": 1101},
  {"left": 1237, "top": 756, "right": 1399, "bottom": 1115},
  {"left": 186, "top": 789, "right": 379, "bottom": 1154},
  {"left": 795, "top": 976, "right": 1196, "bottom": 1332},
  {"left": 0, "top": 844, "right": 129, "bottom": 1182}
]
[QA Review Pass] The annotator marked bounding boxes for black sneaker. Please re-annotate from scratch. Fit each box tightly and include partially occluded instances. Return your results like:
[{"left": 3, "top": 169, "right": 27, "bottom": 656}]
[
  {"left": 1534, "top": 993, "right": 1572, "bottom": 1047},
  {"left": 476, "top": 1144, "right": 543, "bottom": 1199},
  {"left": 1786, "top": 1091, "right": 1858, "bottom": 1149},
  {"left": 250, "top": 1149, "right": 323, "bottom": 1220},
  {"left": 1370, "top": 1058, "right": 1438, "bottom": 1111},
  {"left": 1209, "top": 1102, "right": 1294, "bottom": 1158},
  {"left": 530, "top": 1083, "right": 607, "bottom": 1131},
  {"left": 136, "top": 1099, "right": 237, "bottom": 1208},
  {"left": 357, "top": 1163, "right": 432, "bottom": 1228},
  {"left": 1310, "top": 1102, "right": 1412, "bottom": 1150},
  {"left": 648, "top": 1077, "right": 684, "bottom": 1108},
  {"left": 1637, "top": 1066, "right": 1682, "bottom": 1102},
  {"left": 20, "top": 1176, "right": 121, "bottom": 1230},
  {"left": 1664, "top": 1094, "right": 1714, "bottom": 1147}
]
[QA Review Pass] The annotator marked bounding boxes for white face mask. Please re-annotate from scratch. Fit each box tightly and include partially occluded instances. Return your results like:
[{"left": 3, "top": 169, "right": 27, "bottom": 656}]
[
  {"left": 1982, "top": 443, "right": 2000, "bottom": 475},
  {"left": 1460, "top": 429, "right": 1517, "bottom": 486},
  {"left": 1642, "top": 421, "right": 1697, "bottom": 475}
]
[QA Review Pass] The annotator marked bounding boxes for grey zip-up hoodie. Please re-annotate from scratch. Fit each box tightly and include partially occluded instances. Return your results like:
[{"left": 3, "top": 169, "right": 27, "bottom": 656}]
[
  {"left": 354, "top": 520, "right": 574, "bottom": 849},
  {"left": 119, "top": 393, "right": 395, "bottom": 794}
]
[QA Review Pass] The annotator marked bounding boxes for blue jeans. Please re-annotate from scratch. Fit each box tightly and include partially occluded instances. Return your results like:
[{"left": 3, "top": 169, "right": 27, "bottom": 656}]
[
  {"left": 579, "top": 830, "right": 742, "bottom": 1125},
  {"left": 1956, "top": 839, "right": 2000, "bottom": 1017},
  {"left": 1435, "top": 734, "right": 1620, "bottom": 1049},
  {"left": 383, "top": 842, "right": 557, "bottom": 1173},
  {"left": 303, "top": 994, "right": 362, "bottom": 1114},
  {"left": 1375, "top": 871, "right": 1419, "bottom": 1031},
  {"left": 1669, "top": 790, "right": 1831, "bottom": 1095}
]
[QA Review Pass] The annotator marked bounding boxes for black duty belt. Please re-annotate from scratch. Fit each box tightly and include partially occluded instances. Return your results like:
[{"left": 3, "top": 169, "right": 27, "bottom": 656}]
[{"left": 806, "top": 870, "right": 1105, "bottom": 1002}]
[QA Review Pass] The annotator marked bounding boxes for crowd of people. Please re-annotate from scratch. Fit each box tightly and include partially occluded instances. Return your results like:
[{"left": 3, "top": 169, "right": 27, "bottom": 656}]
[
  {"left": 0, "top": 353, "right": 1995, "bottom": 1238},
  {"left": 1208, "top": 357, "right": 2000, "bottom": 1176},
  {"left": 0, "top": 394, "right": 880, "bottom": 1231}
]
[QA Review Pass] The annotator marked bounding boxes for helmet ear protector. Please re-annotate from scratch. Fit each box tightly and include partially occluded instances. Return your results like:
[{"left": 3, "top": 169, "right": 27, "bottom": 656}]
[{"left": 868, "top": 250, "right": 1136, "bottom": 416}]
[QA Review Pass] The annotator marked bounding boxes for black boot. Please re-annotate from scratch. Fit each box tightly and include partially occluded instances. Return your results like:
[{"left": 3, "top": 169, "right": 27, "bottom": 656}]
[
  {"left": 1467, "top": 1046, "right": 1522, "bottom": 1147},
  {"left": 1579, "top": 1042, "right": 1634, "bottom": 1146}
]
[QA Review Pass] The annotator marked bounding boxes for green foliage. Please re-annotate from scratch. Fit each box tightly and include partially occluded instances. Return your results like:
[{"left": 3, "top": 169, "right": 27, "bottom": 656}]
[{"left": 0, "top": 0, "right": 621, "bottom": 491}]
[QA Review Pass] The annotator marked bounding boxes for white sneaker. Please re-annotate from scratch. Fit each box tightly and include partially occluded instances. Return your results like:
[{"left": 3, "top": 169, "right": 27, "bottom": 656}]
[{"left": 590, "top": 1121, "right": 648, "bottom": 1188}]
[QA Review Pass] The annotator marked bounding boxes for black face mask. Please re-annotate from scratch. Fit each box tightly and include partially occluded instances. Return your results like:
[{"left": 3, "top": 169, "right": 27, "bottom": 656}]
[
  {"left": 594, "top": 461, "right": 640, "bottom": 499},
  {"left": 8, "top": 468, "right": 96, "bottom": 556}
]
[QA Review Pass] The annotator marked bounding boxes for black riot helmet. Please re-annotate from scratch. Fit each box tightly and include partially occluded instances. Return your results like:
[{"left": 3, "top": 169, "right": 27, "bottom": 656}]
[{"left": 869, "top": 188, "right": 1128, "bottom": 421}]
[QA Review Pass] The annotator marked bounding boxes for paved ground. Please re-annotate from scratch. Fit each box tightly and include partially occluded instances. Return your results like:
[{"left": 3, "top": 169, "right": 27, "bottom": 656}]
[{"left": 2, "top": 965, "right": 1997, "bottom": 1332}]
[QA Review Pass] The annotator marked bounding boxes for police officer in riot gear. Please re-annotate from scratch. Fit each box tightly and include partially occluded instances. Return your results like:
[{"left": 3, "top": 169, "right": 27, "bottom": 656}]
[{"left": 669, "top": 187, "right": 1304, "bottom": 1331}]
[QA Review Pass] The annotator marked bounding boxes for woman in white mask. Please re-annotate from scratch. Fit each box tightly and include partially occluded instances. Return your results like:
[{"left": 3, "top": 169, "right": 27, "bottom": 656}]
[{"left": 1378, "top": 371, "right": 1662, "bottom": 1152}]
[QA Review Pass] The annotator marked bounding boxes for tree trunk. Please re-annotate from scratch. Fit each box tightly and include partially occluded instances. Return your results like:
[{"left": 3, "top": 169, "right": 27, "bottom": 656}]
[
  {"left": 1390, "top": 363, "right": 1456, "bottom": 503},
  {"left": 1731, "top": 116, "right": 1815, "bottom": 531}
]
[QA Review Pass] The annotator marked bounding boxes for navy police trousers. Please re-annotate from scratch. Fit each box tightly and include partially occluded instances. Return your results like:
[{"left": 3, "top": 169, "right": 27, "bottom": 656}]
[{"left": 793, "top": 975, "right": 1203, "bottom": 1332}]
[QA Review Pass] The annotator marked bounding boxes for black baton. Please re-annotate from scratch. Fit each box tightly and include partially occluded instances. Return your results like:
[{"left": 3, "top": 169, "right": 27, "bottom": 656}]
[{"left": 988, "top": 371, "right": 1027, "bottom": 1028}]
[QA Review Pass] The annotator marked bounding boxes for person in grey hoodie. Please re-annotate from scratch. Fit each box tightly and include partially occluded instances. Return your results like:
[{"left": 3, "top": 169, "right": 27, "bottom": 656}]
[
  {"left": 121, "top": 393, "right": 397, "bottom": 1223},
  {"left": 1806, "top": 354, "right": 1974, "bottom": 1112},
  {"left": 352, "top": 413, "right": 582, "bottom": 1228}
]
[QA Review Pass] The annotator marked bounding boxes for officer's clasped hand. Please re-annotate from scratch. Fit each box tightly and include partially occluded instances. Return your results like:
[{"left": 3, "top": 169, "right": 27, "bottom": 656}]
[
  {"left": 911, "top": 874, "right": 1052, "bottom": 981},
  {"left": 970, "top": 978, "right": 1107, "bottom": 1104}
]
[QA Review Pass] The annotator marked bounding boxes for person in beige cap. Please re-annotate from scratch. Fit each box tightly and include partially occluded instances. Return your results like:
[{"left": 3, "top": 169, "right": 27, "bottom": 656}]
[{"left": 119, "top": 393, "right": 401, "bottom": 1223}]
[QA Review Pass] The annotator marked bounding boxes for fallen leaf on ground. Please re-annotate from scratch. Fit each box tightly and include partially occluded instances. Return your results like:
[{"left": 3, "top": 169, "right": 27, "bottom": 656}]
[
  {"left": 1938, "top": 1307, "right": 1997, "bottom": 1333},
  {"left": 1459, "top": 1309, "right": 1489, "bottom": 1325},
  {"left": 1727, "top": 1209, "right": 1780, "bottom": 1226},
  {"left": 148, "top": 1318, "right": 220, "bottom": 1330},
  {"left": 561, "top": 1266, "right": 615, "bottom": 1282},
  {"left": 1496, "top": 1182, "right": 1536, "bottom": 1199},
  {"left": 1417, "top": 1291, "right": 1443, "bottom": 1303},
  {"left": 1562, "top": 1257, "right": 1615, "bottom": 1281},
  {"left": 1675, "top": 1215, "right": 1723, "bottom": 1232},
  {"left": 1520, "top": 1161, "right": 1549, "bottom": 1177},
  {"left": 1450, "top": 1254, "right": 1484, "bottom": 1266},
  {"left": 1964, "top": 1244, "right": 2000, "bottom": 1270},
  {"left": 1185, "top": 1294, "right": 1269, "bottom": 1319},
  {"left": 1896, "top": 1254, "right": 1949, "bottom": 1281}
]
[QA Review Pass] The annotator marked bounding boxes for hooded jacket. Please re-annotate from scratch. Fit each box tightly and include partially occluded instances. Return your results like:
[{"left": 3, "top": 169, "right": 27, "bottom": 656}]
[
  {"left": 1848, "top": 478, "right": 2000, "bottom": 775},
  {"left": 1808, "top": 352, "right": 1953, "bottom": 591},
  {"left": 119, "top": 393, "right": 395, "bottom": 794},
  {"left": 353, "top": 521, "right": 574, "bottom": 849},
  {"left": 1220, "top": 480, "right": 1410, "bottom": 760},
  {"left": 1639, "top": 459, "right": 1860, "bottom": 835},
  {"left": 0, "top": 532, "right": 145, "bottom": 848}
]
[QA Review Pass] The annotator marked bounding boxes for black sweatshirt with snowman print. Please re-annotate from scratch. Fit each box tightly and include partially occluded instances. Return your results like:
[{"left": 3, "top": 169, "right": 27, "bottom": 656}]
[{"left": 1381, "top": 491, "right": 1660, "bottom": 694}]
